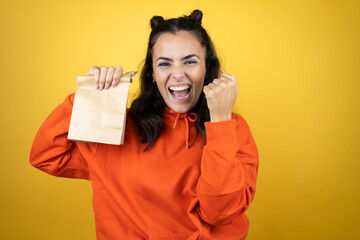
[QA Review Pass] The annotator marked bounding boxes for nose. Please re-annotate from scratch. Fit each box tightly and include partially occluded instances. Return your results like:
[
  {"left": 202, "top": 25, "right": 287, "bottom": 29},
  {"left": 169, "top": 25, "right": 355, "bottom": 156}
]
[{"left": 171, "top": 66, "right": 185, "bottom": 81}]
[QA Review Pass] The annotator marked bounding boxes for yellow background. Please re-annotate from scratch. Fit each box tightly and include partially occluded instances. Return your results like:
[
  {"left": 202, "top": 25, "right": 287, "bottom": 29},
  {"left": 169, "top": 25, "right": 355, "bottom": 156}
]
[{"left": 1, "top": 0, "right": 359, "bottom": 239}]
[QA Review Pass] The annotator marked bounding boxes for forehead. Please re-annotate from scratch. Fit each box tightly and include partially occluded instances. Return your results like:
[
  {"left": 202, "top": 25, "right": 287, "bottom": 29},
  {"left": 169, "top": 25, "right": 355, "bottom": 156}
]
[{"left": 152, "top": 31, "right": 205, "bottom": 58}]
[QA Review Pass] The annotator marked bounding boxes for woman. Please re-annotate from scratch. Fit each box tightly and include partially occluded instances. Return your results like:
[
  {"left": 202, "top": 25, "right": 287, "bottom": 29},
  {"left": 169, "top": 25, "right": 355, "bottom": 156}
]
[{"left": 30, "top": 10, "right": 259, "bottom": 240}]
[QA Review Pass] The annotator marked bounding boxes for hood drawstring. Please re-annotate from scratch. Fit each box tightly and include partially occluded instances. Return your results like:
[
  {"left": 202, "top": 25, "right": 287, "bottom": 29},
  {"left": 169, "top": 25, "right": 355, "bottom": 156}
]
[{"left": 172, "top": 112, "right": 197, "bottom": 149}]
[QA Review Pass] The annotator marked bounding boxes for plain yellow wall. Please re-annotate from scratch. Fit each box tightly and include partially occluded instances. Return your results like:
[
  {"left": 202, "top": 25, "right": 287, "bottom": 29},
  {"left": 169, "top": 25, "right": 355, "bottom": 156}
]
[{"left": 0, "top": 0, "right": 359, "bottom": 239}]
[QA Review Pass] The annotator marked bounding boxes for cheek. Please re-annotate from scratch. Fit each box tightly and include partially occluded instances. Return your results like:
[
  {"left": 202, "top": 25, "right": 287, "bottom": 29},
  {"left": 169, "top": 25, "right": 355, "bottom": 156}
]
[
  {"left": 153, "top": 69, "right": 165, "bottom": 83},
  {"left": 192, "top": 75, "right": 205, "bottom": 97},
  {"left": 194, "top": 81, "right": 204, "bottom": 96},
  {"left": 153, "top": 72, "right": 169, "bottom": 95},
  {"left": 192, "top": 67, "right": 206, "bottom": 88},
  {"left": 155, "top": 77, "right": 170, "bottom": 94}
]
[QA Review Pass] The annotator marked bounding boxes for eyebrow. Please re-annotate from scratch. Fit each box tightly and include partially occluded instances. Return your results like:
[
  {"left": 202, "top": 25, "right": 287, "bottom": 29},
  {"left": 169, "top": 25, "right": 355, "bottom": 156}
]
[{"left": 156, "top": 54, "right": 200, "bottom": 62}]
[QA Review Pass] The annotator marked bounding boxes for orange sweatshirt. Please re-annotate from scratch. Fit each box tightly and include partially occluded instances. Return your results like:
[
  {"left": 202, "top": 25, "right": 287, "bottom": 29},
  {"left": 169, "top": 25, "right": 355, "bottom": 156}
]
[{"left": 30, "top": 94, "right": 259, "bottom": 240}]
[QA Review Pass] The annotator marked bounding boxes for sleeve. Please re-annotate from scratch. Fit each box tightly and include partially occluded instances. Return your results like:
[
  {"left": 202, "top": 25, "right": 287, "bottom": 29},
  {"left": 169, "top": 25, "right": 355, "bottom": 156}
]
[
  {"left": 29, "top": 93, "right": 96, "bottom": 180},
  {"left": 196, "top": 115, "right": 259, "bottom": 225}
]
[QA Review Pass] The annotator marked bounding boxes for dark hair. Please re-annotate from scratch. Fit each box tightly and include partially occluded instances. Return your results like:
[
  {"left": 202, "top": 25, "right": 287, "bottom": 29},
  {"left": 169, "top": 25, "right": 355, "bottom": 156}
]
[{"left": 130, "top": 9, "right": 221, "bottom": 150}]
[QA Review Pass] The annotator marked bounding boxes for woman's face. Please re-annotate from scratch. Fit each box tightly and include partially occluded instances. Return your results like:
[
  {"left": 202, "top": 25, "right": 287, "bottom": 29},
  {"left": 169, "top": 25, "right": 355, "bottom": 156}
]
[{"left": 152, "top": 31, "right": 206, "bottom": 113}]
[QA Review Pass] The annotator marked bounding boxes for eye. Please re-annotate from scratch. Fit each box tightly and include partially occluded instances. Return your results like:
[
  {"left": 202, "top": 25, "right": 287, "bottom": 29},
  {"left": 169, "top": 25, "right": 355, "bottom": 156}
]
[
  {"left": 158, "top": 62, "right": 170, "bottom": 67},
  {"left": 185, "top": 60, "right": 197, "bottom": 64}
]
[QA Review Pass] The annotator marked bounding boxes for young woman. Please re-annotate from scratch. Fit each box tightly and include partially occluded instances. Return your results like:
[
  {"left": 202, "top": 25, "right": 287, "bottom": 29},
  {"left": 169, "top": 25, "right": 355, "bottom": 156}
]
[{"left": 30, "top": 10, "right": 259, "bottom": 240}]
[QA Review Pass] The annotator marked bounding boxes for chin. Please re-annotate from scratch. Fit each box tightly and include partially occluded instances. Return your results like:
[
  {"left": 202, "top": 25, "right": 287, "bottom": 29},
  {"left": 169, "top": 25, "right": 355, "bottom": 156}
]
[{"left": 168, "top": 104, "right": 193, "bottom": 114}]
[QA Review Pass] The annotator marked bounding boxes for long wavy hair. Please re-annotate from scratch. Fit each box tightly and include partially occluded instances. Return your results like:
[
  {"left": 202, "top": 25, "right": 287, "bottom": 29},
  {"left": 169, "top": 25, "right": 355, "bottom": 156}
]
[{"left": 130, "top": 9, "right": 221, "bottom": 150}]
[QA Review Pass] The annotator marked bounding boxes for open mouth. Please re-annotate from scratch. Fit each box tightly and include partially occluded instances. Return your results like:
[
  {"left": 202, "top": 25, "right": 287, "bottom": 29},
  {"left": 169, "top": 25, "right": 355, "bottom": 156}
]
[{"left": 168, "top": 85, "right": 191, "bottom": 99}]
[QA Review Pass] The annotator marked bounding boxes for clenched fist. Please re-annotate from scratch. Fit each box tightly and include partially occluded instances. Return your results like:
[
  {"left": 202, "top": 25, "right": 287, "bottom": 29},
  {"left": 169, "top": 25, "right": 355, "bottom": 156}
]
[{"left": 203, "top": 72, "right": 239, "bottom": 122}]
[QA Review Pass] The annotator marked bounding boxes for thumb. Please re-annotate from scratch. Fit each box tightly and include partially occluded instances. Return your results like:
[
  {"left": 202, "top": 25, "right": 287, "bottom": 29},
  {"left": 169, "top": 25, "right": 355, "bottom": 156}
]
[
  {"left": 127, "top": 71, "right": 138, "bottom": 77},
  {"left": 123, "top": 71, "right": 138, "bottom": 83}
]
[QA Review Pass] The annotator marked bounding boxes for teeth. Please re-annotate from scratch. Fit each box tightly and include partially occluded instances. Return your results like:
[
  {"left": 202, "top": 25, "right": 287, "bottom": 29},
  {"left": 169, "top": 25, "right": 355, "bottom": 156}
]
[{"left": 169, "top": 85, "right": 190, "bottom": 91}]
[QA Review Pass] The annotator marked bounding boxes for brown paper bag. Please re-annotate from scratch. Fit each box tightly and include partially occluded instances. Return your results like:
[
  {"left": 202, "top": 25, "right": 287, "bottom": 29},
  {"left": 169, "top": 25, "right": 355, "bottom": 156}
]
[{"left": 67, "top": 73, "right": 132, "bottom": 145}]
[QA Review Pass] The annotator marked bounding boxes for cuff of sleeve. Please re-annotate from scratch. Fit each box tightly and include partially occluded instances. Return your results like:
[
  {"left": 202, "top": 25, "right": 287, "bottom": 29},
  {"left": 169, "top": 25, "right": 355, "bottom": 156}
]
[{"left": 204, "top": 119, "right": 237, "bottom": 148}]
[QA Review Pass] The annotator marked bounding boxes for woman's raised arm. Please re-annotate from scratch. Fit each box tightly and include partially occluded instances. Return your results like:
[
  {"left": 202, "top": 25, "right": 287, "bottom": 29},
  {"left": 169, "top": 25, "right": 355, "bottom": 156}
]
[
  {"left": 29, "top": 93, "right": 95, "bottom": 179},
  {"left": 29, "top": 66, "right": 137, "bottom": 179},
  {"left": 196, "top": 115, "right": 259, "bottom": 225}
]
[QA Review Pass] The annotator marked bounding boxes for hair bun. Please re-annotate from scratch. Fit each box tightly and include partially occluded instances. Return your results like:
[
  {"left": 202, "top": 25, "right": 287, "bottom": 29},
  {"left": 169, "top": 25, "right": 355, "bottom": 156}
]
[
  {"left": 150, "top": 16, "right": 165, "bottom": 29},
  {"left": 188, "top": 9, "right": 203, "bottom": 24}
]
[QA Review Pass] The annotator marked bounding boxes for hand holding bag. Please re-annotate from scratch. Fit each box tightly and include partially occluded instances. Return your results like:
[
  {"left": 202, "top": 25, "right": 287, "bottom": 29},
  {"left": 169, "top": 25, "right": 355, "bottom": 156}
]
[{"left": 67, "top": 72, "right": 132, "bottom": 145}]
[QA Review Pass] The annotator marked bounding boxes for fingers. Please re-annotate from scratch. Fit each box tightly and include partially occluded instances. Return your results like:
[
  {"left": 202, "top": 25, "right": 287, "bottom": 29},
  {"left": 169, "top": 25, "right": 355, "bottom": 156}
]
[
  {"left": 111, "top": 66, "right": 123, "bottom": 87},
  {"left": 104, "top": 66, "right": 115, "bottom": 89},
  {"left": 93, "top": 67, "right": 101, "bottom": 89},
  {"left": 86, "top": 66, "right": 137, "bottom": 90},
  {"left": 98, "top": 66, "right": 108, "bottom": 90},
  {"left": 86, "top": 66, "right": 102, "bottom": 89},
  {"left": 203, "top": 85, "right": 210, "bottom": 98},
  {"left": 208, "top": 72, "right": 238, "bottom": 93},
  {"left": 203, "top": 71, "right": 238, "bottom": 122},
  {"left": 221, "top": 71, "right": 238, "bottom": 92},
  {"left": 86, "top": 66, "right": 101, "bottom": 89}
]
